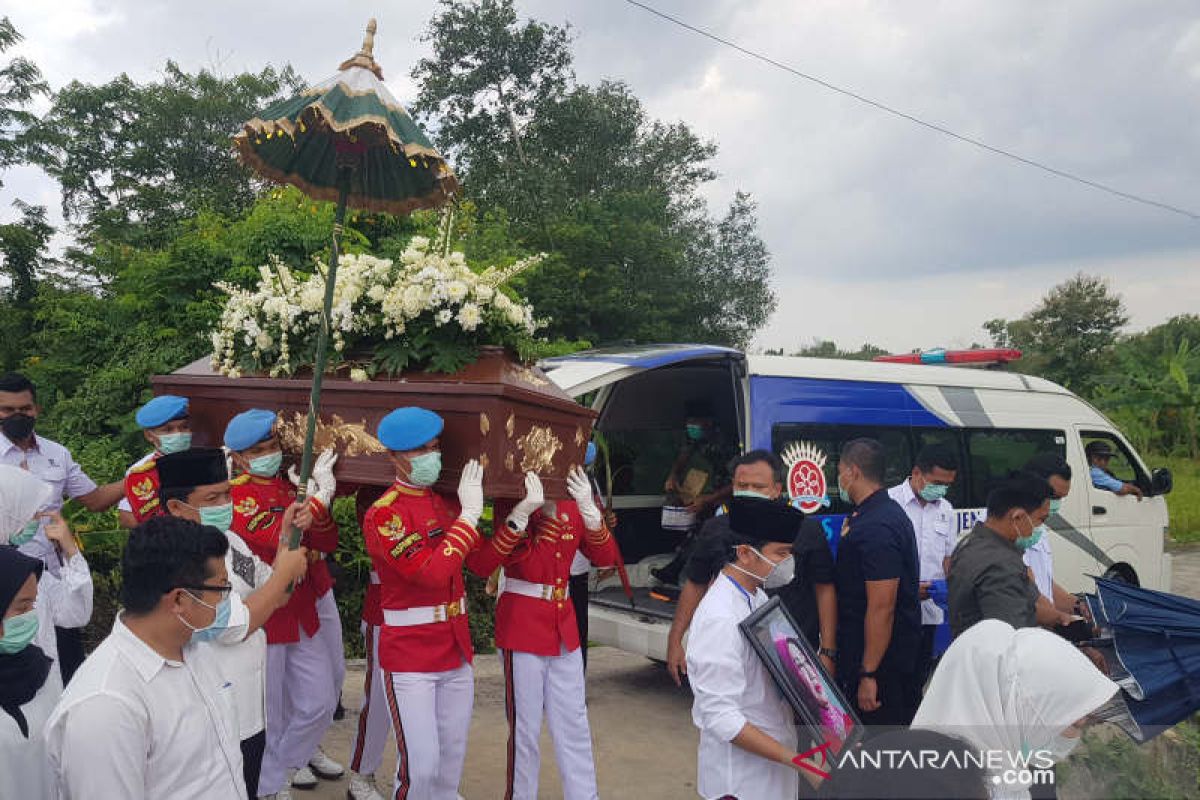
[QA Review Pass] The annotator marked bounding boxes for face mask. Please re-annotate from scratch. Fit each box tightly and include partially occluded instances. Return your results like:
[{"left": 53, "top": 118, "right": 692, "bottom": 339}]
[
  {"left": 407, "top": 451, "right": 442, "bottom": 487},
  {"left": 837, "top": 476, "right": 852, "bottom": 505},
  {"left": 178, "top": 592, "right": 232, "bottom": 643},
  {"left": 0, "top": 609, "right": 39, "bottom": 654},
  {"left": 753, "top": 548, "right": 797, "bottom": 589},
  {"left": 1013, "top": 514, "right": 1044, "bottom": 551},
  {"left": 685, "top": 424, "right": 705, "bottom": 442},
  {"left": 734, "top": 489, "right": 773, "bottom": 501},
  {"left": 0, "top": 413, "right": 35, "bottom": 442},
  {"left": 186, "top": 501, "right": 234, "bottom": 532},
  {"left": 156, "top": 432, "right": 192, "bottom": 455},
  {"left": 1049, "top": 498, "right": 1063, "bottom": 515},
  {"left": 247, "top": 451, "right": 283, "bottom": 477},
  {"left": 919, "top": 483, "right": 949, "bottom": 502},
  {"left": 9, "top": 520, "right": 39, "bottom": 547}
]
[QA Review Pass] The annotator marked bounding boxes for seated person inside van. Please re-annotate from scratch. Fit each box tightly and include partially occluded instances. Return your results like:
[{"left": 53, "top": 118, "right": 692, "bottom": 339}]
[
  {"left": 1085, "top": 441, "right": 1143, "bottom": 500},
  {"left": 651, "top": 400, "right": 736, "bottom": 586}
]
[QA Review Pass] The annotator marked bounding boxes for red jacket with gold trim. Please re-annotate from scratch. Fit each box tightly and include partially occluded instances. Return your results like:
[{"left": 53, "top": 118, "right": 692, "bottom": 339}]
[
  {"left": 123, "top": 453, "right": 163, "bottom": 523},
  {"left": 363, "top": 482, "right": 481, "bottom": 673},
  {"left": 229, "top": 474, "right": 339, "bottom": 644},
  {"left": 467, "top": 499, "right": 621, "bottom": 657}
]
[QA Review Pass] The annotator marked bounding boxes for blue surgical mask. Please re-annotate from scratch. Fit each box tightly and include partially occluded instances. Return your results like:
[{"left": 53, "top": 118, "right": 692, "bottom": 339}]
[
  {"left": 1014, "top": 515, "right": 1045, "bottom": 551},
  {"left": 157, "top": 432, "right": 192, "bottom": 455},
  {"left": 179, "top": 592, "right": 232, "bottom": 643},
  {"left": 1049, "top": 498, "right": 1063, "bottom": 516},
  {"left": 407, "top": 451, "right": 442, "bottom": 487},
  {"left": 734, "top": 490, "right": 773, "bottom": 501},
  {"left": 838, "top": 478, "right": 852, "bottom": 506},
  {"left": 919, "top": 483, "right": 949, "bottom": 502},
  {"left": 9, "top": 520, "right": 39, "bottom": 547},
  {"left": 186, "top": 501, "right": 234, "bottom": 532},
  {"left": 247, "top": 451, "right": 283, "bottom": 478},
  {"left": 0, "top": 609, "right": 39, "bottom": 654},
  {"left": 686, "top": 424, "right": 704, "bottom": 442}
]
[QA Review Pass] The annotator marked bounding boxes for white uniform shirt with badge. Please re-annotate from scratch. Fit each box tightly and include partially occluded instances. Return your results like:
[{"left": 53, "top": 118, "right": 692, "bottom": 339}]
[
  {"left": 687, "top": 572, "right": 798, "bottom": 800},
  {"left": 1022, "top": 532, "right": 1054, "bottom": 600},
  {"left": 0, "top": 432, "right": 98, "bottom": 569},
  {"left": 889, "top": 480, "right": 955, "bottom": 625},
  {"left": 44, "top": 616, "right": 248, "bottom": 800},
  {"left": 217, "top": 529, "right": 272, "bottom": 739}
]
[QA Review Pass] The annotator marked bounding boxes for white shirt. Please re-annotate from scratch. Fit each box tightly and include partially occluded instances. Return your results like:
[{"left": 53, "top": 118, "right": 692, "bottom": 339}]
[
  {"left": 44, "top": 616, "right": 248, "bottom": 800},
  {"left": 569, "top": 551, "right": 591, "bottom": 576},
  {"left": 218, "top": 530, "right": 271, "bottom": 738},
  {"left": 888, "top": 480, "right": 955, "bottom": 625},
  {"left": 0, "top": 666, "right": 61, "bottom": 799},
  {"left": 687, "top": 573, "right": 798, "bottom": 800},
  {"left": 0, "top": 432, "right": 98, "bottom": 569},
  {"left": 116, "top": 451, "right": 155, "bottom": 514},
  {"left": 35, "top": 552, "right": 94, "bottom": 662},
  {"left": 1023, "top": 534, "right": 1054, "bottom": 600}
]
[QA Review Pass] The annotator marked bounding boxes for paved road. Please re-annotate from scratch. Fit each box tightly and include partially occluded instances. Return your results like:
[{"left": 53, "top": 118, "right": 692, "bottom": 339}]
[{"left": 303, "top": 547, "right": 1200, "bottom": 799}]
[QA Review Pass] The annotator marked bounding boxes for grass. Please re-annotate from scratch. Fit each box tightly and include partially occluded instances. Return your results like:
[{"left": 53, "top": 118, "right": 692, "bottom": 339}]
[
  {"left": 1059, "top": 716, "right": 1200, "bottom": 799},
  {"left": 1161, "top": 455, "right": 1200, "bottom": 543}
]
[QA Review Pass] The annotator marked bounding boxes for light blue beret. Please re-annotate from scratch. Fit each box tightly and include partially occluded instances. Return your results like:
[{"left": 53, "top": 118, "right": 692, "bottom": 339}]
[
  {"left": 223, "top": 409, "right": 278, "bottom": 451},
  {"left": 585, "top": 442, "right": 597, "bottom": 466},
  {"left": 135, "top": 395, "right": 189, "bottom": 429},
  {"left": 377, "top": 407, "right": 444, "bottom": 452}
]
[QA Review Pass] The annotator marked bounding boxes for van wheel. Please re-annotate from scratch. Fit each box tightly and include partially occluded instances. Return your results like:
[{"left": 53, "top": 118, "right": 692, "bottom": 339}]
[{"left": 1102, "top": 564, "right": 1139, "bottom": 586}]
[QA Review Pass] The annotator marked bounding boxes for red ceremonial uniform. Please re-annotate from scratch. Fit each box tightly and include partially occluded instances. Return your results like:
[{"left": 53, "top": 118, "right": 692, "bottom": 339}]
[
  {"left": 356, "top": 490, "right": 385, "bottom": 627},
  {"left": 123, "top": 454, "right": 163, "bottom": 522},
  {"left": 468, "top": 500, "right": 620, "bottom": 656},
  {"left": 363, "top": 482, "right": 481, "bottom": 673},
  {"left": 229, "top": 474, "right": 339, "bottom": 644}
]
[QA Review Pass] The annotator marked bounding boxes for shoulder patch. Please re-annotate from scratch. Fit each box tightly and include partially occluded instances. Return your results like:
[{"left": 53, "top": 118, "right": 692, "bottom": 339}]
[
  {"left": 231, "top": 474, "right": 252, "bottom": 486},
  {"left": 389, "top": 532, "right": 424, "bottom": 559},
  {"left": 374, "top": 489, "right": 399, "bottom": 508}
]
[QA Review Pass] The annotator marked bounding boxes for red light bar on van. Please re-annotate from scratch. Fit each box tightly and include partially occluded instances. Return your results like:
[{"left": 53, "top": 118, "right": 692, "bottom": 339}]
[{"left": 873, "top": 348, "right": 1022, "bottom": 366}]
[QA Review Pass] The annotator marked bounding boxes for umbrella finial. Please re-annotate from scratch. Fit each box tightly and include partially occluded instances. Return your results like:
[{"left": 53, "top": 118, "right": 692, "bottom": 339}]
[{"left": 339, "top": 18, "right": 384, "bottom": 80}]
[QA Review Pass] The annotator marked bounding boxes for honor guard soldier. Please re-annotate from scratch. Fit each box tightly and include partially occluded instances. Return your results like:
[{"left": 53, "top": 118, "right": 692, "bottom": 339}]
[
  {"left": 223, "top": 409, "right": 344, "bottom": 799},
  {"left": 119, "top": 395, "right": 192, "bottom": 528},
  {"left": 363, "top": 406, "right": 485, "bottom": 800},
  {"left": 467, "top": 467, "right": 621, "bottom": 800}
]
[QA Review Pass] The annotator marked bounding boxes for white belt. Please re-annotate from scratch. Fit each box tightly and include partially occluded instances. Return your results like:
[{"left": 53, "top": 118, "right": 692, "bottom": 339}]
[
  {"left": 501, "top": 577, "right": 569, "bottom": 602},
  {"left": 369, "top": 571, "right": 381, "bottom": 585},
  {"left": 382, "top": 597, "right": 466, "bottom": 627}
]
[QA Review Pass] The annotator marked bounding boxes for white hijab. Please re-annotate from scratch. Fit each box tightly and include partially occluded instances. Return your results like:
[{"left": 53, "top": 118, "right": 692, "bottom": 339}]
[
  {"left": 913, "top": 620, "right": 1118, "bottom": 796},
  {"left": 0, "top": 465, "right": 53, "bottom": 542}
]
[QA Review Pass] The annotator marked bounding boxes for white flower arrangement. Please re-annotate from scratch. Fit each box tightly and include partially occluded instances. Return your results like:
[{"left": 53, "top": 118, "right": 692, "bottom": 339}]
[{"left": 211, "top": 238, "right": 545, "bottom": 378}]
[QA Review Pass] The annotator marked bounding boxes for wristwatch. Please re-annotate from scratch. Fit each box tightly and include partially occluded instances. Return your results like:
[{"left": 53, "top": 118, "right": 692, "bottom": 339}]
[
  {"left": 859, "top": 668, "right": 878, "bottom": 680},
  {"left": 818, "top": 647, "right": 837, "bottom": 659}
]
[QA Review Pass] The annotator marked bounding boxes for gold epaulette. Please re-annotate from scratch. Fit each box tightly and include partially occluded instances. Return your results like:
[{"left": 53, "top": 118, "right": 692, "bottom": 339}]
[
  {"left": 374, "top": 489, "right": 399, "bottom": 508},
  {"left": 230, "top": 474, "right": 252, "bottom": 486},
  {"left": 129, "top": 458, "right": 157, "bottom": 474}
]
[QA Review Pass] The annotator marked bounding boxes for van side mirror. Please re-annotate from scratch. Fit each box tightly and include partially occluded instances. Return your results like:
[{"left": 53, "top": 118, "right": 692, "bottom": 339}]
[{"left": 1151, "top": 467, "right": 1173, "bottom": 496}]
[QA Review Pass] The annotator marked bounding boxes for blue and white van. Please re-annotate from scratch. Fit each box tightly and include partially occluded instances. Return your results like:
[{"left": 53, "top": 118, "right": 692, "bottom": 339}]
[{"left": 540, "top": 344, "right": 1174, "bottom": 661}]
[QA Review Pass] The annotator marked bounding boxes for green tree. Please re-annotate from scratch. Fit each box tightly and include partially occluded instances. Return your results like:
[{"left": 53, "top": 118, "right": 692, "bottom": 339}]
[
  {"left": 0, "top": 199, "right": 53, "bottom": 369},
  {"left": 984, "top": 273, "right": 1127, "bottom": 392},
  {"left": 0, "top": 17, "right": 49, "bottom": 186}
]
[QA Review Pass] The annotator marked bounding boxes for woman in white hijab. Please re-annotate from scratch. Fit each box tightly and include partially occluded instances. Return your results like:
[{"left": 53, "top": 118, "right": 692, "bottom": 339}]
[
  {"left": 0, "top": 465, "right": 94, "bottom": 666},
  {"left": 912, "top": 619, "right": 1118, "bottom": 799}
]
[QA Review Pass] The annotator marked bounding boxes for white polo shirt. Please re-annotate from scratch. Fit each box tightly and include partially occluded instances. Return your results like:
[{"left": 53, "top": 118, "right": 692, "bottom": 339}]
[
  {"left": 1023, "top": 533, "right": 1054, "bottom": 600},
  {"left": 888, "top": 480, "right": 955, "bottom": 626},
  {"left": 45, "top": 616, "right": 248, "bottom": 800}
]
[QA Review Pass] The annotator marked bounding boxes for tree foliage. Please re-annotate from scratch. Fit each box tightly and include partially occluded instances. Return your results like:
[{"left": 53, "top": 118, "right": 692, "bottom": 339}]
[{"left": 0, "top": 17, "right": 49, "bottom": 185}]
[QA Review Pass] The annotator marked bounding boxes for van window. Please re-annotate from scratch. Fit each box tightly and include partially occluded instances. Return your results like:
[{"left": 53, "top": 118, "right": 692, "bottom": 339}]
[
  {"left": 1080, "top": 430, "right": 1147, "bottom": 487},
  {"left": 771, "top": 424, "right": 912, "bottom": 515},
  {"left": 964, "top": 429, "right": 1067, "bottom": 507}
]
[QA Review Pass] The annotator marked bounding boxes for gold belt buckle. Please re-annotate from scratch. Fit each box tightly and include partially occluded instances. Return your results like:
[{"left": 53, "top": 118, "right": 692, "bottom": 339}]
[
  {"left": 445, "top": 599, "right": 463, "bottom": 619},
  {"left": 552, "top": 586, "right": 568, "bottom": 601}
]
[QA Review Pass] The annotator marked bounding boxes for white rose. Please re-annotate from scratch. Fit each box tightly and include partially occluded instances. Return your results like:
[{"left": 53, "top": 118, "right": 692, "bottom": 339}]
[
  {"left": 435, "top": 309, "right": 453, "bottom": 325},
  {"left": 350, "top": 368, "right": 370, "bottom": 382},
  {"left": 255, "top": 331, "right": 274, "bottom": 351},
  {"left": 457, "top": 302, "right": 482, "bottom": 331},
  {"left": 446, "top": 280, "right": 468, "bottom": 303},
  {"left": 473, "top": 284, "right": 495, "bottom": 303}
]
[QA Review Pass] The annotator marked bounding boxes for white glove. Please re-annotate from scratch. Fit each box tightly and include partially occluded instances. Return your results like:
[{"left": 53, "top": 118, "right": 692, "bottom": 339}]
[
  {"left": 505, "top": 472, "right": 544, "bottom": 532},
  {"left": 567, "top": 465, "right": 603, "bottom": 531},
  {"left": 457, "top": 459, "right": 485, "bottom": 528},
  {"left": 287, "top": 449, "right": 338, "bottom": 507}
]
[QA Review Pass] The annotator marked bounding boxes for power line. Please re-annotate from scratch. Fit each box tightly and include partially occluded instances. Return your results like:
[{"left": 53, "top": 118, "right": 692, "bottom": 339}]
[{"left": 624, "top": 0, "right": 1200, "bottom": 222}]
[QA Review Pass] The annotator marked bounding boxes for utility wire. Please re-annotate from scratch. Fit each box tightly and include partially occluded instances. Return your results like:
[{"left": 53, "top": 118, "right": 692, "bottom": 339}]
[{"left": 624, "top": 0, "right": 1200, "bottom": 222}]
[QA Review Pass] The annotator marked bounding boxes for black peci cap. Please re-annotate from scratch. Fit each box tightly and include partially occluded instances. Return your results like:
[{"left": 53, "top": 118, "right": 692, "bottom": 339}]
[
  {"left": 157, "top": 448, "right": 228, "bottom": 490},
  {"left": 728, "top": 496, "right": 804, "bottom": 544}
]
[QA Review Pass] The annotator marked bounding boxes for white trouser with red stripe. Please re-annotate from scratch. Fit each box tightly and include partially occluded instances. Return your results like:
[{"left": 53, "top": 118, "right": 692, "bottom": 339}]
[
  {"left": 349, "top": 620, "right": 390, "bottom": 776},
  {"left": 259, "top": 629, "right": 339, "bottom": 795},
  {"left": 500, "top": 645, "right": 598, "bottom": 800},
  {"left": 384, "top": 661, "right": 474, "bottom": 800}
]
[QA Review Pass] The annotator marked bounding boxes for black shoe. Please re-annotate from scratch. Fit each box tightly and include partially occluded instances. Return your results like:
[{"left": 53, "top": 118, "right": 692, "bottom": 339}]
[
  {"left": 651, "top": 566, "right": 680, "bottom": 587},
  {"left": 333, "top": 700, "right": 345, "bottom": 721}
]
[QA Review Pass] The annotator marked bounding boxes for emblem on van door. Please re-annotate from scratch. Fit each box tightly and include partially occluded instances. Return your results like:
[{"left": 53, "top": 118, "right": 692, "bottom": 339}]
[{"left": 782, "top": 441, "right": 831, "bottom": 514}]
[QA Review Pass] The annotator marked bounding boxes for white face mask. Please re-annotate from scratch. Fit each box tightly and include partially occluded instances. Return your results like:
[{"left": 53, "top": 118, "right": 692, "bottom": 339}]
[{"left": 730, "top": 547, "right": 796, "bottom": 589}]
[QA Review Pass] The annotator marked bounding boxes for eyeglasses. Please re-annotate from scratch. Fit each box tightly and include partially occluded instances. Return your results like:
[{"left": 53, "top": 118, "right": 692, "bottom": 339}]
[{"left": 174, "top": 583, "right": 234, "bottom": 595}]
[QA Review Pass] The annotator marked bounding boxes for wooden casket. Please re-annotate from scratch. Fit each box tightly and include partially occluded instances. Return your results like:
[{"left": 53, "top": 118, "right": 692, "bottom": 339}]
[{"left": 152, "top": 347, "right": 596, "bottom": 499}]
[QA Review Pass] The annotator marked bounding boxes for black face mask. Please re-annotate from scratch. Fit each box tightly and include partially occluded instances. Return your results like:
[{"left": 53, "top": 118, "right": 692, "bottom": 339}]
[{"left": 0, "top": 414, "right": 35, "bottom": 442}]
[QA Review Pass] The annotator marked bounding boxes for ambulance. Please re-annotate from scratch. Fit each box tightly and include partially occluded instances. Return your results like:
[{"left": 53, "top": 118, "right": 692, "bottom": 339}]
[{"left": 539, "top": 344, "right": 1175, "bottom": 661}]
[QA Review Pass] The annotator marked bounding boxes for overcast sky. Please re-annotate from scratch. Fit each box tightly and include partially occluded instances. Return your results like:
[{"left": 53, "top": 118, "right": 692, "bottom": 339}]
[{"left": 4, "top": 0, "right": 1199, "bottom": 353}]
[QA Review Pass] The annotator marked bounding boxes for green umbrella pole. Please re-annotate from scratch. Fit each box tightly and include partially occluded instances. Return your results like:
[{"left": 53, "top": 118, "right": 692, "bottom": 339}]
[{"left": 289, "top": 163, "right": 353, "bottom": 550}]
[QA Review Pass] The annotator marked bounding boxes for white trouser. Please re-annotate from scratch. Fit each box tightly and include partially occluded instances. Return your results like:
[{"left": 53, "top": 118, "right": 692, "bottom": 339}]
[
  {"left": 259, "top": 631, "right": 339, "bottom": 795},
  {"left": 383, "top": 662, "right": 474, "bottom": 800},
  {"left": 349, "top": 622, "right": 391, "bottom": 776},
  {"left": 500, "top": 646, "right": 599, "bottom": 800},
  {"left": 315, "top": 589, "right": 347, "bottom": 698}
]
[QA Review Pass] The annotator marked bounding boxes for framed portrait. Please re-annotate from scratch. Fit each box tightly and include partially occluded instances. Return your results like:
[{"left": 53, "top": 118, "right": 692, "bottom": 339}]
[{"left": 740, "top": 596, "right": 862, "bottom": 757}]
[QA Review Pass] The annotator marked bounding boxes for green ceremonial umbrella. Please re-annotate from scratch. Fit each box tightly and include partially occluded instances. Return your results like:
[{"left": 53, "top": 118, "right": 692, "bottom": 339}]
[{"left": 233, "top": 19, "right": 458, "bottom": 545}]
